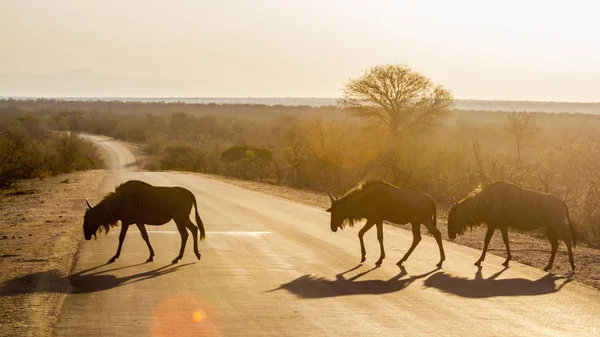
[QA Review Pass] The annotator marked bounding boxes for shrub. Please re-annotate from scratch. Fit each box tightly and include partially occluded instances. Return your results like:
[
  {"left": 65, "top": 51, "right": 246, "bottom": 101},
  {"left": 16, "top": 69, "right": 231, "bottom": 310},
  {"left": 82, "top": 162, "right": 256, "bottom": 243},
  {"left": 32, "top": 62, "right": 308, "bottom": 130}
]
[
  {"left": 0, "top": 123, "right": 102, "bottom": 188},
  {"left": 159, "top": 145, "right": 207, "bottom": 172}
]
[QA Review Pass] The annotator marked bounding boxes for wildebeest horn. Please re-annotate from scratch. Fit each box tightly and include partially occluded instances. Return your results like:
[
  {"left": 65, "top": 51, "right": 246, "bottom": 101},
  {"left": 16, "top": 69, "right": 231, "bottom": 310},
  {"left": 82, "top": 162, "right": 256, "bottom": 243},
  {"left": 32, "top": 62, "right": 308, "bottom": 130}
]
[
  {"left": 327, "top": 193, "right": 336, "bottom": 203},
  {"left": 86, "top": 198, "right": 93, "bottom": 209},
  {"left": 452, "top": 196, "right": 457, "bottom": 204}
]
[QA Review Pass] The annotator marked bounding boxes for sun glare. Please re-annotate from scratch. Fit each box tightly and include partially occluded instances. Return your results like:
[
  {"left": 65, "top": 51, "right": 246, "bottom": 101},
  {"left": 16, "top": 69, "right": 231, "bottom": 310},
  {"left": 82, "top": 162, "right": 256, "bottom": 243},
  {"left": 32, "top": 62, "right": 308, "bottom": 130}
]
[
  {"left": 151, "top": 294, "right": 221, "bottom": 337},
  {"left": 192, "top": 310, "right": 206, "bottom": 323}
]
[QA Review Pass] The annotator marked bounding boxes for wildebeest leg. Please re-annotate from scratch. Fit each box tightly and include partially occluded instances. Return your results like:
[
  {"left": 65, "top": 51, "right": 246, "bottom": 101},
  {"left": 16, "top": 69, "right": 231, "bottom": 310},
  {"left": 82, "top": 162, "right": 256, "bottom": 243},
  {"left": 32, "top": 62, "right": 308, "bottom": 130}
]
[
  {"left": 375, "top": 222, "right": 385, "bottom": 266},
  {"left": 397, "top": 222, "right": 421, "bottom": 267},
  {"left": 109, "top": 223, "right": 130, "bottom": 263},
  {"left": 544, "top": 227, "right": 559, "bottom": 272},
  {"left": 136, "top": 223, "right": 154, "bottom": 263},
  {"left": 557, "top": 223, "right": 576, "bottom": 271},
  {"left": 475, "top": 225, "right": 495, "bottom": 266},
  {"left": 500, "top": 227, "right": 511, "bottom": 267},
  {"left": 172, "top": 218, "right": 189, "bottom": 264},
  {"left": 185, "top": 220, "right": 201, "bottom": 260},
  {"left": 564, "top": 238, "right": 575, "bottom": 271},
  {"left": 425, "top": 221, "right": 445, "bottom": 268},
  {"left": 358, "top": 220, "right": 375, "bottom": 263}
]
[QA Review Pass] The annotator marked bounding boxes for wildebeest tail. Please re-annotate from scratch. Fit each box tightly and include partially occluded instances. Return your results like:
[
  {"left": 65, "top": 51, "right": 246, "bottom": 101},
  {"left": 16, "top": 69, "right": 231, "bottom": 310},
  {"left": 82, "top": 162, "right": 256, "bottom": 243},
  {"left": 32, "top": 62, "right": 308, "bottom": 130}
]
[
  {"left": 565, "top": 203, "right": 576, "bottom": 247},
  {"left": 193, "top": 195, "right": 206, "bottom": 240}
]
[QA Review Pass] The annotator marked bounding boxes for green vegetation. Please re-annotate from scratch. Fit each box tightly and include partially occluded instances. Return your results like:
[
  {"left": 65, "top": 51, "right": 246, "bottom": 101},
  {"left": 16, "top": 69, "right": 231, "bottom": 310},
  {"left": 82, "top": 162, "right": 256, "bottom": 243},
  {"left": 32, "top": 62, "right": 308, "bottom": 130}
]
[
  {"left": 0, "top": 109, "right": 103, "bottom": 188},
  {"left": 1, "top": 65, "right": 599, "bottom": 247},
  {"left": 221, "top": 145, "right": 274, "bottom": 181}
]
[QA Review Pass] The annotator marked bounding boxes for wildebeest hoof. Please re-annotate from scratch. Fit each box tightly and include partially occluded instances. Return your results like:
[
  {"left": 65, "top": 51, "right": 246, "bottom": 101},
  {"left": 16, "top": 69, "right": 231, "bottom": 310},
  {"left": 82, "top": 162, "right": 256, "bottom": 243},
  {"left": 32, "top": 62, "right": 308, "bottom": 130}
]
[
  {"left": 436, "top": 261, "right": 443, "bottom": 268},
  {"left": 145, "top": 257, "right": 153, "bottom": 263},
  {"left": 171, "top": 258, "right": 180, "bottom": 264},
  {"left": 544, "top": 265, "right": 552, "bottom": 272},
  {"left": 474, "top": 260, "right": 482, "bottom": 267},
  {"left": 396, "top": 260, "right": 404, "bottom": 266},
  {"left": 360, "top": 256, "right": 366, "bottom": 263},
  {"left": 195, "top": 252, "right": 201, "bottom": 260},
  {"left": 502, "top": 260, "right": 510, "bottom": 267},
  {"left": 375, "top": 260, "right": 383, "bottom": 266},
  {"left": 108, "top": 258, "right": 116, "bottom": 264}
]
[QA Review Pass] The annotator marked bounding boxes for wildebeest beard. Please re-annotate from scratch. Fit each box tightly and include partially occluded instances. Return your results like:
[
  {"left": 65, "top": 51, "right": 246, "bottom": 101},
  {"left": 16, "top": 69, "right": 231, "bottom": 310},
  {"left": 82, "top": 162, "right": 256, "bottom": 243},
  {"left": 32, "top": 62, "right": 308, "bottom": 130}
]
[
  {"left": 86, "top": 198, "right": 119, "bottom": 239},
  {"left": 340, "top": 216, "right": 364, "bottom": 230},
  {"left": 332, "top": 184, "right": 368, "bottom": 230},
  {"left": 452, "top": 199, "right": 485, "bottom": 235}
]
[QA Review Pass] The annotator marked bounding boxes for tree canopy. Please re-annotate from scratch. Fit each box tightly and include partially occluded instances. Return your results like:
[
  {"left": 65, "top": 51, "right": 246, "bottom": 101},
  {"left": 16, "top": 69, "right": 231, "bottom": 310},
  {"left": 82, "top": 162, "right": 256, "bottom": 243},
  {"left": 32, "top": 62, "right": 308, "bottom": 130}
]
[{"left": 339, "top": 64, "right": 454, "bottom": 135}]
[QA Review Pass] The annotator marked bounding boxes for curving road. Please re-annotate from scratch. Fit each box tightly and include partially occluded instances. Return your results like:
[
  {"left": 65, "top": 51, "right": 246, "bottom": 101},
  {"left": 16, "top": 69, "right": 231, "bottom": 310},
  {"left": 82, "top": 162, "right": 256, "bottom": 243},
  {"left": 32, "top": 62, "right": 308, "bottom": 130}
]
[{"left": 54, "top": 134, "right": 600, "bottom": 336}]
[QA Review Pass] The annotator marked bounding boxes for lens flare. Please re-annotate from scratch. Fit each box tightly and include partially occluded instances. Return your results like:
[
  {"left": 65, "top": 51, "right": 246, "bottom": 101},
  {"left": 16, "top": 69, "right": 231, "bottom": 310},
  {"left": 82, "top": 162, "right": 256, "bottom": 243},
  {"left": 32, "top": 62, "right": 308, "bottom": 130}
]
[
  {"left": 192, "top": 310, "right": 206, "bottom": 323},
  {"left": 151, "top": 294, "right": 221, "bottom": 337}
]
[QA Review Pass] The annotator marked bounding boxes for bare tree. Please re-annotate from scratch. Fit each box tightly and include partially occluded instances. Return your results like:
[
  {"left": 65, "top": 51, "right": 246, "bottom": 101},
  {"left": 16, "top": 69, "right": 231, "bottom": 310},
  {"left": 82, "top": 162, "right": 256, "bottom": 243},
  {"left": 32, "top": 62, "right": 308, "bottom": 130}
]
[
  {"left": 472, "top": 140, "right": 489, "bottom": 185},
  {"left": 505, "top": 111, "right": 538, "bottom": 163},
  {"left": 339, "top": 64, "right": 454, "bottom": 136}
]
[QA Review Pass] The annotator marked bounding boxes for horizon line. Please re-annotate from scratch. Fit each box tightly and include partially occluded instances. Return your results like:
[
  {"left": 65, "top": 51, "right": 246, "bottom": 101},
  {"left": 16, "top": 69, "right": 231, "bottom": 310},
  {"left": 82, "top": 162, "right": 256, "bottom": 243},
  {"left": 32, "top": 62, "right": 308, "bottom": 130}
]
[{"left": 2, "top": 96, "right": 600, "bottom": 105}]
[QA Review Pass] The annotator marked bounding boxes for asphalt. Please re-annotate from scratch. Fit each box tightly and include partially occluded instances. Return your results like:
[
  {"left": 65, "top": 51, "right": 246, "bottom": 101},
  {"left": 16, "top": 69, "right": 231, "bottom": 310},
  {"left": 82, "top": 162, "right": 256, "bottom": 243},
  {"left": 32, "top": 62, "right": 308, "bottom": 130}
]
[{"left": 53, "top": 134, "right": 600, "bottom": 337}]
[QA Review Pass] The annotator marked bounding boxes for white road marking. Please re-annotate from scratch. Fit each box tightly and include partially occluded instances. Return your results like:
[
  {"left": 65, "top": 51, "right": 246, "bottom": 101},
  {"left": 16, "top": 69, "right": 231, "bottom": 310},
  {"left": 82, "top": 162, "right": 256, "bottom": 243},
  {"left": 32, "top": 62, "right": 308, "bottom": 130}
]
[{"left": 131, "top": 230, "right": 271, "bottom": 236}]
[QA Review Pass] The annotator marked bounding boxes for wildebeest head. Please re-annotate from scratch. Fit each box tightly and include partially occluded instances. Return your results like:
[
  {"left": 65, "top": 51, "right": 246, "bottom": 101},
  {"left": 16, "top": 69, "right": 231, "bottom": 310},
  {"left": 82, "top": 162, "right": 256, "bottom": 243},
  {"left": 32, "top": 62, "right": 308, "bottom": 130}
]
[
  {"left": 325, "top": 193, "right": 350, "bottom": 232},
  {"left": 83, "top": 198, "right": 116, "bottom": 240},
  {"left": 82, "top": 199, "right": 97, "bottom": 240},
  {"left": 447, "top": 196, "right": 480, "bottom": 240}
]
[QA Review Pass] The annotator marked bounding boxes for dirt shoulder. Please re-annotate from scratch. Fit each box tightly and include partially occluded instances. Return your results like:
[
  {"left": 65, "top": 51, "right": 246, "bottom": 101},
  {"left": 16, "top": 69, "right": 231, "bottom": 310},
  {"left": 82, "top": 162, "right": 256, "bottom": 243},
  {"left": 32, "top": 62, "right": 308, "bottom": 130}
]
[
  {"left": 0, "top": 170, "right": 106, "bottom": 336},
  {"left": 199, "top": 173, "right": 600, "bottom": 290}
]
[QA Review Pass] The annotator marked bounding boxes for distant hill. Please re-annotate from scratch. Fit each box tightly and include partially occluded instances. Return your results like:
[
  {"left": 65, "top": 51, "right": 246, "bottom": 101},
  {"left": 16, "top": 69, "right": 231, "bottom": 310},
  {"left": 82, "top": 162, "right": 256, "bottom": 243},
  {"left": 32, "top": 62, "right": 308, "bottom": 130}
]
[
  {"left": 1, "top": 70, "right": 599, "bottom": 114},
  {"left": 0, "top": 69, "right": 187, "bottom": 97},
  {"left": 4, "top": 96, "right": 600, "bottom": 114},
  {"left": 453, "top": 99, "right": 600, "bottom": 114}
]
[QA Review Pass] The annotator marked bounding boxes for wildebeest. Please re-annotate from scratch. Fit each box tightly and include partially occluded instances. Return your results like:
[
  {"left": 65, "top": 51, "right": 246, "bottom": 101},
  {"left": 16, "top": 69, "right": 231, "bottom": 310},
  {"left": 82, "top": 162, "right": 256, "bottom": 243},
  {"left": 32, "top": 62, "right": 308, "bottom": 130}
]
[
  {"left": 447, "top": 181, "right": 576, "bottom": 271},
  {"left": 83, "top": 180, "right": 206, "bottom": 264},
  {"left": 326, "top": 181, "right": 445, "bottom": 267}
]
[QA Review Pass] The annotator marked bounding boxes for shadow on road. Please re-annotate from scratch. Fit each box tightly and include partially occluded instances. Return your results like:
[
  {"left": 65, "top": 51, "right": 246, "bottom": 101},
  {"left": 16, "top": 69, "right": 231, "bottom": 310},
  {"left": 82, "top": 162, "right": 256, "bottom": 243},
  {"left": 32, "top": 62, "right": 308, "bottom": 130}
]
[
  {"left": 70, "top": 262, "right": 195, "bottom": 293},
  {"left": 269, "top": 264, "right": 440, "bottom": 298},
  {"left": 423, "top": 266, "right": 573, "bottom": 298},
  {"left": 0, "top": 262, "right": 195, "bottom": 296}
]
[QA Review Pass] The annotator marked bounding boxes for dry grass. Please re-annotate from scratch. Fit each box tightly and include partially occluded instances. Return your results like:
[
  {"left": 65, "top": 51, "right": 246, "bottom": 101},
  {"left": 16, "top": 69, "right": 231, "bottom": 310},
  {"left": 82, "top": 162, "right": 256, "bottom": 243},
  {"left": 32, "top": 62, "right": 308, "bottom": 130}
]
[
  {"left": 0, "top": 170, "right": 106, "bottom": 336},
  {"left": 201, "top": 173, "right": 600, "bottom": 289}
]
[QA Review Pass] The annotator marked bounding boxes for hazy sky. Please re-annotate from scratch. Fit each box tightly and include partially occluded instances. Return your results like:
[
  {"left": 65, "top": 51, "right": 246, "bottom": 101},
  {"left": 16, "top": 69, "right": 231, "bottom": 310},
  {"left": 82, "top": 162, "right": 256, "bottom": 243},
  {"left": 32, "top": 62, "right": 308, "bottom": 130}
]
[{"left": 1, "top": 0, "right": 599, "bottom": 101}]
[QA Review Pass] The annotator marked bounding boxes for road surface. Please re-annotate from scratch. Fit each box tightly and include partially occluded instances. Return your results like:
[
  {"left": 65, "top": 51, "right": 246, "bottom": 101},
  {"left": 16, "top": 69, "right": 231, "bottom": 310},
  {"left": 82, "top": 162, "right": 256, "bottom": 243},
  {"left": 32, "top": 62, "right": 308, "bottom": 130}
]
[{"left": 54, "top": 134, "right": 600, "bottom": 336}]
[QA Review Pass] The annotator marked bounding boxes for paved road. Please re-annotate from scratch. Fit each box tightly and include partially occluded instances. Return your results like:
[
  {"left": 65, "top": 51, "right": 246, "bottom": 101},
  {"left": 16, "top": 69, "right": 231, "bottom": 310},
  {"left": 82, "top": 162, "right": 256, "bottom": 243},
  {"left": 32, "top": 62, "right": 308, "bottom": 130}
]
[{"left": 54, "top": 134, "right": 600, "bottom": 336}]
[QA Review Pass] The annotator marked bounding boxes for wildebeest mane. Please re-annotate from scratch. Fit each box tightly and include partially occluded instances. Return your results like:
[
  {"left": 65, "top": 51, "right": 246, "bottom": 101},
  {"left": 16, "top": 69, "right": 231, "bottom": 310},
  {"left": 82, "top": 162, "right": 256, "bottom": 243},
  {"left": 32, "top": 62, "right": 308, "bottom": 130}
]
[
  {"left": 457, "top": 184, "right": 483, "bottom": 203},
  {"left": 338, "top": 180, "right": 392, "bottom": 199},
  {"left": 334, "top": 181, "right": 391, "bottom": 228}
]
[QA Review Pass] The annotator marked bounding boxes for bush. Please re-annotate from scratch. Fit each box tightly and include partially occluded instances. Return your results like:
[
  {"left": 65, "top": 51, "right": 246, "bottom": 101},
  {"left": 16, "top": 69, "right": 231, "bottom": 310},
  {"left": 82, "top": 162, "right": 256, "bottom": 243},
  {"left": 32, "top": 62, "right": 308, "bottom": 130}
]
[
  {"left": 221, "top": 145, "right": 273, "bottom": 162},
  {"left": 159, "top": 145, "right": 207, "bottom": 172},
  {"left": 0, "top": 113, "right": 103, "bottom": 188},
  {"left": 221, "top": 145, "right": 273, "bottom": 180}
]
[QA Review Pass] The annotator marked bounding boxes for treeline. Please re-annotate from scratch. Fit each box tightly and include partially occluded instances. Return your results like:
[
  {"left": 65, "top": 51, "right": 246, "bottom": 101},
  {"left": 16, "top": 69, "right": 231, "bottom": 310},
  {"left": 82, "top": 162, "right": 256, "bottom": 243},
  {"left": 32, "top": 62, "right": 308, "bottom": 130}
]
[
  {"left": 2, "top": 99, "right": 600, "bottom": 247},
  {"left": 0, "top": 107, "right": 103, "bottom": 188},
  {"left": 0, "top": 98, "right": 347, "bottom": 120}
]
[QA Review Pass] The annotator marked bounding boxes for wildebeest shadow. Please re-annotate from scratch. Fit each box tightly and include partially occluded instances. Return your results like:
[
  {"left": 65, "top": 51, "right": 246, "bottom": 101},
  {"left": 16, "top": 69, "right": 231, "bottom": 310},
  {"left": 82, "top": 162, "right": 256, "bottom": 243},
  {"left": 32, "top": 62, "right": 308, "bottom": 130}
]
[
  {"left": 270, "top": 264, "right": 440, "bottom": 298},
  {"left": 0, "top": 262, "right": 194, "bottom": 296},
  {"left": 423, "top": 266, "right": 573, "bottom": 298},
  {"left": 70, "top": 262, "right": 195, "bottom": 293}
]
